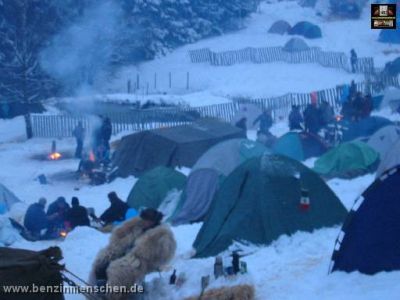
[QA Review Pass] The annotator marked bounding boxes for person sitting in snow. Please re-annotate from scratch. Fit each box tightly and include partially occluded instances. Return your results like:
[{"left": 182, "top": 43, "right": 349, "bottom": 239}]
[
  {"left": 89, "top": 208, "right": 176, "bottom": 300},
  {"left": 46, "top": 197, "right": 70, "bottom": 237},
  {"left": 66, "top": 197, "right": 90, "bottom": 229},
  {"left": 288, "top": 105, "right": 304, "bottom": 131},
  {"left": 23, "top": 198, "right": 57, "bottom": 240},
  {"left": 99, "top": 192, "right": 129, "bottom": 226}
]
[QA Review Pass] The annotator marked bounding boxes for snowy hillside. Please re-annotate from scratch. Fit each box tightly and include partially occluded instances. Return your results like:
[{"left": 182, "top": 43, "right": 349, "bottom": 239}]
[
  {"left": 105, "top": 0, "right": 397, "bottom": 105},
  {"left": 1, "top": 0, "right": 400, "bottom": 299}
]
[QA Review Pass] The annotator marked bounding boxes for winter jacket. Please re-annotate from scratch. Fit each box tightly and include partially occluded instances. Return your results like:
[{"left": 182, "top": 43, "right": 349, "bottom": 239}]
[
  {"left": 88, "top": 218, "right": 176, "bottom": 300},
  {"left": 235, "top": 118, "right": 247, "bottom": 131},
  {"left": 304, "top": 104, "right": 321, "bottom": 134},
  {"left": 73, "top": 125, "right": 85, "bottom": 141},
  {"left": 289, "top": 109, "right": 303, "bottom": 130},
  {"left": 319, "top": 103, "right": 334, "bottom": 127},
  {"left": 24, "top": 203, "right": 48, "bottom": 235},
  {"left": 253, "top": 113, "right": 273, "bottom": 134},
  {"left": 101, "top": 121, "right": 112, "bottom": 142},
  {"left": 100, "top": 199, "right": 129, "bottom": 225},
  {"left": 67, "top": 205, "right": 90, "bottom": 229}
]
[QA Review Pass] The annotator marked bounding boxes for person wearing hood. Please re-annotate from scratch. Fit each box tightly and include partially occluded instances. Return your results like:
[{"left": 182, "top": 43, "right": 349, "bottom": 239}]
[
  {"left": 89, "top": 208, "right": 176, "bottom": 300},
  {"left": 66, "top": 197, "right": 90, "bottom": 229},
  {"left": 100, "top": 192, "right": 129, "bottom": 225},
  {"left": 24, "top": 198, "right": 56, "bottom": 239}
]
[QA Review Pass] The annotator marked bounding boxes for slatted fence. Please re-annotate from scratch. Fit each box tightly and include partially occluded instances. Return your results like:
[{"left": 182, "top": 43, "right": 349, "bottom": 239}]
[{"left": 189, "top": 47, "right": 375, "bottom": 74}]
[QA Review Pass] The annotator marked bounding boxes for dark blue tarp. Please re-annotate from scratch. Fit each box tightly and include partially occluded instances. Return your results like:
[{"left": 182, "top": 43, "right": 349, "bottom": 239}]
[
  {"left": 341, "top": 116, "right": 393, "bottom": 142},
  {"left": 331, "top": 166, "right": 400, "bottom": 274}
]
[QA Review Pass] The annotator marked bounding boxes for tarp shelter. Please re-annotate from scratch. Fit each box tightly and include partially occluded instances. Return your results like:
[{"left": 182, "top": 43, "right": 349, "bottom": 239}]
[
  {"left": 272, "top": 132, "right": 328, "bottom": 161},
  {"left": 383, "top": 57, "right": 400, "bottom": 77},
  {"left": 283, "top": 37, "right": 310, "bottom": 52},
  {"left": 330, "top": 166, "right": 400, "bottom": 275},
  {"left": 377, "top": 139, "right": 400, "bottom": 177},
  {"left": 367, "top": 125, "right": 400, "bottom": 158},
  {"left": 288, "top": 21, "right": 322, "bottom": 39},
  {"left": 341, "top": 116, "right": 393, "bottom": 142},
  {"left": 380, "top": 87, "right": 400, "bottom": 112},
  {"left": 231, "top": 103, "right": 262, "bottom": 130},
  {"left": 313, "top": 141, "right": 379, "bottom": 179},
  {"left": 268, "top": 20, "right": 291, "bottom": 35},
  {"left": 193, "top": 154, "right": 347, "bottom": 258},
  {"left": 127, "top": 167, "right": 186, "bottom": 210},
  {"left": 0, "top": 183, "right": 20, "bottom": 215},
  {"left": 171, "top": 139, "right": 268, "bottom": 225},
  {"left": 0, "top": 246, "right": 64, "bottom": 299},
  {"left": 112, "top": 119, "right": 246, "bottom": 177}
]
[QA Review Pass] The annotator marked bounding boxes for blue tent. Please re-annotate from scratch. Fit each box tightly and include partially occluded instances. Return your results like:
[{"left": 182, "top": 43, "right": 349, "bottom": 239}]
[
  {"left": 330, "top": 165, "right": 400, "bottom": 274},
  {"left": 341, "top": 116, "right": 393, "bottom": 142},
  {"left": 288, "top": 21, "right": 322, "bottom": 39}
]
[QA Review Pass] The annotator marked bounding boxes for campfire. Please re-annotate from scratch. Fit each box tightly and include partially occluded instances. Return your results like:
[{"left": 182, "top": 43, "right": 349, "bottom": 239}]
[
  {"left": 59, "top": 230, "right": 68, "bottom": 238},
  {"left": 49, "top": 152, "right": 62, "bottom": 160},
  {"left": 48, "top": 140, "right": 62, "bottom": 161}
]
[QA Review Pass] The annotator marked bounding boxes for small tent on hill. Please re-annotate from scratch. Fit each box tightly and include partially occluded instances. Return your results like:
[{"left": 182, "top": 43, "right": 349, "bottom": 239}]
[
  {"left": 367, "top": 125, "right": 400, "bottom": 158},
  {"left": 380, "top": 87, "right": 400, "bottom": 112},
  {"left": 268, "top": 20, "right": 291, "bottom": 35},
  {"left": 127, "top": 167, "right": 186, "bottom": 210},
  {"left": 313, "top": 141, "right": 379, "bottom": 179},
  {"left": 288, "top": 21, "right": 322, "bottom": 39},
  {"left": 193, "top": 154, "right": 347, "bottom": 258},
  {"left": 112, "top": 119, "right": 245, "bottom": 177},
  {"left": 272, "top": 132, "right": 327, "bottom": 161},
  {"left": 0, "top": 183, "right": 21, "bottom": 214},
  {"left": 377, "top": 139, "right": 400, "bottom": 177},
  {"left": 330, "top": 165, "right": 400, "bottom": 275},
  {"left": 283, "top": 38, "right": 310, "bottom": 52},
  {"left": 171, "top": 139, "right": 268, "bottom": 225},
  {"left": 341, "top": 116, "right": 393, "bottom": 142}
]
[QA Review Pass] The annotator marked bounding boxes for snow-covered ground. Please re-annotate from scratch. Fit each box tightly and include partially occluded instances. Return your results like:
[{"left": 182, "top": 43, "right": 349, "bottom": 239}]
[
  {"left": 103, "top": 0, "right": 397, "bottom": 103},
  {"left": 2, "top": 1, "right": 400, "bottom": 299},
  {"left": 1, "top": 108, "right": 398, "bottom": 299}
]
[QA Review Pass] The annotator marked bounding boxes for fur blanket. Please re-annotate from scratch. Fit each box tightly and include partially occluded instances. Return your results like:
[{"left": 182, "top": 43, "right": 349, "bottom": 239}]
[
  {"left": 88, "top": 218, "right": 176, "bottom": 300},
  {"left": 185, "top": 284, "right": 255, "bottom": 300}
]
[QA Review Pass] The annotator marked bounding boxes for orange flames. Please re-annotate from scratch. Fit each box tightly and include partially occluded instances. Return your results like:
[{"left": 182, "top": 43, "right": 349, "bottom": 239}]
[
  {"left": 59, "top": 230, "right": 68, "bottom": 238},
  {"left": 335, "top": 115, "right": 343, "bottom": 122},
  {"left": 49, "top": 152, "right": 62, "bottom": 160}
]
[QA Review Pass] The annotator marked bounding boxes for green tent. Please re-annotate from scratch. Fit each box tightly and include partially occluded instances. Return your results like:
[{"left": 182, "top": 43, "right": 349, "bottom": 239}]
[
  {"left": 127, "top": 167, "right": 186, "bottom": 210},
  {"left": 272, "top": 132, "right": 327, "bottom": 161},
  {"left": 313, "top": 141, "right": 379, "bottom": 179},
  {"left": 193, "top": 154, "right": 347, "bottom": 258}
]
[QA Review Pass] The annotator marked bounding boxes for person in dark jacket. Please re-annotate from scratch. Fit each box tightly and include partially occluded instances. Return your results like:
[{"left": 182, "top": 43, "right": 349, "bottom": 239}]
[
  {"left": 253, "top": 109, "right": 273, "bottom": 134},
  {"left": 361, "top": 94, "right": 373, "bottom": 118},
  {"left": 73, "top": 121, "right": 85, "bottom": 159},
  {"left": 46, "top": 197, "right": 70, "bottom": 235},
  {"left": 100, "top": 192, "right": 129, "bottom": 225},
  {"left": 350, "top": 49, "right": 358, "bottom": 73},
  {"left": 101, "top": 117, "right": 112, "bottom": 150},
  {"left": 352, "top": 92, "right": 364, "bottom": 121},
  {"left": 319, "top": 100, "right": 335, "bottom": 128},
  {"left": 24, "top": 198, "right": 55, "bottom": 239},
  {"left": 66, "top": 197, "right": 90, "bottom": 229},
  {"left": 235, "top": 117, "right": 247, "bottom": 132},
  {"left": 303, "top": 103, "right": 321, "bottom": 134},
  {"left": 288, "top": 105, "right": 304, "bottom": 130}
]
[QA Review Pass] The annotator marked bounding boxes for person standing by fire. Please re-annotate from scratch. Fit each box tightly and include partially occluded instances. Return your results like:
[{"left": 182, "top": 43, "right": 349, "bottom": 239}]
[
  {"left": 101, "top": 117, "right": 112, "bottom": 151},
  {"left": 73, "top": 121, "right": 85, "bottom": 159}
]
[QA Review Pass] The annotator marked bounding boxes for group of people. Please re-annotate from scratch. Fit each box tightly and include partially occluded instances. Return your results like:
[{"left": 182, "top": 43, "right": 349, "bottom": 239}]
[
  {"left": 23, "top": 196, "right": 90, "bottom": 240},
  {"left": 288, "top": 99, "right": 335, "bottom": 135},
  {"left": 23, "top": 191, "right": 131, "bottom": 240},
  {"left": 74, "top": 116, "right": 113, "bottom": 184},
  {"left": 341, "top": 81, "right": 373, "bottom": 121}
]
